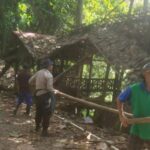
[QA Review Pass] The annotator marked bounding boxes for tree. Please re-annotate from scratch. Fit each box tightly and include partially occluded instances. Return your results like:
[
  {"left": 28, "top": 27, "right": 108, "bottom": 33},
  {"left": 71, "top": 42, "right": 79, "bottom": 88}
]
[
  {"left": 128, "top": 0, "right": 134, "bottom": 15},
  {"left": 0, "top": 0, "right": 19, "bottom": 56},
  {"left": 75, "top": 0, "right": 83, "bottom": 28},
  {"left": 143, "top": 0, "right": 148, "bottom": 14}
]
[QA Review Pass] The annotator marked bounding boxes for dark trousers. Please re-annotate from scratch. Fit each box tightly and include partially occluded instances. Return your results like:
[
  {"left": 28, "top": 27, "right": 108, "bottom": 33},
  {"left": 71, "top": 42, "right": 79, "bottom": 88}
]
[
  {"left": 128, "top": 135, "right": 150, "bottom": 150},
  {"left": 35, "top": 93, "right": 51, "bottom": 131}
]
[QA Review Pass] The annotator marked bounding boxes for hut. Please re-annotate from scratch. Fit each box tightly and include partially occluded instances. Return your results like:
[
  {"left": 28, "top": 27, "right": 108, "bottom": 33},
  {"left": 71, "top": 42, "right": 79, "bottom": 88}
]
[
  {"left": 4, "top": 15, "right": 150, "bottom": 103},
  {"left": 49, "top": 15, "right": 150, "bottom": 102}
]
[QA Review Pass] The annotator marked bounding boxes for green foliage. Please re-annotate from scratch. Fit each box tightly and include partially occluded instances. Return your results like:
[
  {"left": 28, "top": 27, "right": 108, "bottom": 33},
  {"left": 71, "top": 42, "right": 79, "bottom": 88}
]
[
  {"left": 47, "top": 0, "right": 77, "bottom": 33},
  {"left": 83, "top": 0, "right": 128, "bottom": 25},
  {"left": 0, "top": 0, "right": 19, "bottom": 55},
  {"left": 82, "top": 64, "right": 90, "bottom": 78},
  {"left": 132, "top": 2, "right": 144, "bottom": 14},
  {"left": 82, "top": 55, "right": 115, "bottom": 79},
  {"left": 0, "top": 0, "right": 146, "bottom": 57},
  {"left": 18, "top": 2, "right": 32, "bottom": 28},
  {"left": 92, "top": 60, "right": 107, "bottom": 78},
  {"left": 81, "top": 108, "right": 95, "bottom": 117}
]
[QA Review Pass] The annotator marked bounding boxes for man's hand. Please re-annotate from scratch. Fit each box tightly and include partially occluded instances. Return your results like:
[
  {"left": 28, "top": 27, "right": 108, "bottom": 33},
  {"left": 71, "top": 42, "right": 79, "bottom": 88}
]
[
  {"left": 119, "top": 114, "right": 128, "bottom": 127},
  {"left": 53, "top": 89, "right": 59, "bottom": 94},
  {"left": 117, "top": 98, "right": 128, "bottom": 127}
]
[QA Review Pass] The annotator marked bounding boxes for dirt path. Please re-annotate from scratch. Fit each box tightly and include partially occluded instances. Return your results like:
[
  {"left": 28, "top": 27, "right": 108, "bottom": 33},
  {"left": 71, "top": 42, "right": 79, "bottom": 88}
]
[{"left": 0, "top": 93, "right": 128, "bottom": 150}]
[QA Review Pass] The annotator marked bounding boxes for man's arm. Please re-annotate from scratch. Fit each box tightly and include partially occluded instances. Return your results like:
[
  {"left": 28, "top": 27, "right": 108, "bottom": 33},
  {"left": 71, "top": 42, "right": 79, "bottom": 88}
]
[
  {"left": 117, "top": 98, "right": 128, "bottom": 127},
  {"left": 117, "top": 87, "right": 131, "bottom": 127}
]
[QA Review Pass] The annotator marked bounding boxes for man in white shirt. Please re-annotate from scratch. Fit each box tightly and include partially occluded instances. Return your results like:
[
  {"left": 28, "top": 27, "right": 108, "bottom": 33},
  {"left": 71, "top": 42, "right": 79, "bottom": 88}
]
[{"left": 29, "top": 58, "right": 55, "bottom": 137}]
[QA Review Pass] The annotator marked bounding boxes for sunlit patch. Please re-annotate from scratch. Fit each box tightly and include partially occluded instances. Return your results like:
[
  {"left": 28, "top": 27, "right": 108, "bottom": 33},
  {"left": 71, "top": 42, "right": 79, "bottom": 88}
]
[
  {"left": 87, "top": 133, "right": 92, "bottom": 140},
  {"left": 13, "top": 120, "right": 32, "bottom": 125},
  {"left": 8, "top": 137, "right": 23, "bottom": 144}
]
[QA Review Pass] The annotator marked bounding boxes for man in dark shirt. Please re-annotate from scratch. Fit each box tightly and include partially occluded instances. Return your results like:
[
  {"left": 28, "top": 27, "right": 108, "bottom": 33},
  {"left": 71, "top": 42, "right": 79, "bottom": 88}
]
[{"left": 13, "top": 65, "right": 32, "bottom": 116}]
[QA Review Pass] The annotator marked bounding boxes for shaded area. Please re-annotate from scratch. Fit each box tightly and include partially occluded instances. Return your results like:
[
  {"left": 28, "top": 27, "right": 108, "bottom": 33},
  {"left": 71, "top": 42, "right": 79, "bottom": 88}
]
[{"left": 0, "top": 93, "right": 129, "bottom": 150}]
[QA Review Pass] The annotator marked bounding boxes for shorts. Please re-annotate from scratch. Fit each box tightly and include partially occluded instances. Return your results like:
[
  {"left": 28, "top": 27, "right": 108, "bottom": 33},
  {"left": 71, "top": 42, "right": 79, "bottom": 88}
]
[{"left": 17, "top": 92, "right": 32, "bottom": 106}]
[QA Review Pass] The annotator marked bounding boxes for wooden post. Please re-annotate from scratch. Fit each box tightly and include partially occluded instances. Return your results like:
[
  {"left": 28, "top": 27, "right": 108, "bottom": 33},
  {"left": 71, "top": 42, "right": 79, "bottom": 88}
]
[
  {"left": 112, "top": 72, "right": 118, "bottom": 101},
  {"left": 87, "top": 55, "right": 93, "bottom": 97},
  {"left": 76, "top": 64, "right": 83, "bottom": 97},
  {"left": 113, "top": 68, "right": 124, "bottom": 102},
  {"left": 101, "top": 64, "right": 110, "bottom": 100}
]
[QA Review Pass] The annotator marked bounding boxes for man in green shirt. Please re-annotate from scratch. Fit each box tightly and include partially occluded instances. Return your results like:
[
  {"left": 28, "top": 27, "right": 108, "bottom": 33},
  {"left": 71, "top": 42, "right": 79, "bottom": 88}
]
[{"left": 117, "top": 63, "right": 150, "bottom": 150}]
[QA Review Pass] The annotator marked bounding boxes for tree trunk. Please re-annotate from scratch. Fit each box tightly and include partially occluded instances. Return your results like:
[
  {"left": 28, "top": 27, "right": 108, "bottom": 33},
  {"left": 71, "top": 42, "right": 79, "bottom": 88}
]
[
  {"left": 128, "top": 0, "right": 134, "bottom": 15},
  {"left": 75, "top": 0, "right": 83, "bottom": 28},
  {"left": 143, "top": 0, "right": 148, "bottom": 14}
]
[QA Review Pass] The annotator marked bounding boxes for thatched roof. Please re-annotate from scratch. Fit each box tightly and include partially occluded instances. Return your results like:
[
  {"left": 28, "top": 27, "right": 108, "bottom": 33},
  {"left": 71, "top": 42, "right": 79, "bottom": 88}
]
[
  {"left": 57, "top": 15, "right": 150, "bottom": 70},
  {"left": 89, "top": 24, "right": 149, "bottom": 70},
  {"left": 13, "top": 31, "right": 57, "bottom": 60},
  {"left": 13, "top": 15, "right": 150, "bottom": 70}
]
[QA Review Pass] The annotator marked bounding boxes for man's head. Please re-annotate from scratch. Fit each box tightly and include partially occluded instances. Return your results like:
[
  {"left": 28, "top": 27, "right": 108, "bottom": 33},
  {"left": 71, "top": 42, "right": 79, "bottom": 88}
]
[
  {"left": 142, "top": 63, "right": 150, "bottom": 81},
  {"left": 41, "top": 58, "right": 53, "bottom": 72}
]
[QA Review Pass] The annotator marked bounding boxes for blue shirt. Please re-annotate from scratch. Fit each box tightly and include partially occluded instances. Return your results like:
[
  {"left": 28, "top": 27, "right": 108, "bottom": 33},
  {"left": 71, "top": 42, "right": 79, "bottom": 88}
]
[
  {"left": 118, "top": 87, "right": 131, "bottom": 102},
  {"left": 118, "top": 82, "right": 146, "bottom": 103}
]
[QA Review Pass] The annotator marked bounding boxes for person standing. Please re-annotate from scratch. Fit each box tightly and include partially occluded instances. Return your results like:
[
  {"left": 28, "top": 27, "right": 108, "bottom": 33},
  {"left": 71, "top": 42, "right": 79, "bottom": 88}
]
[
  {"left": 29, "top": 58, "right": 56, "bottom": 137},
  {"left": 13, "top": 65, "right": 32, "bottom": 116},
  {"left": 117, "top": 63, "right": 150, "bottom": 150}
]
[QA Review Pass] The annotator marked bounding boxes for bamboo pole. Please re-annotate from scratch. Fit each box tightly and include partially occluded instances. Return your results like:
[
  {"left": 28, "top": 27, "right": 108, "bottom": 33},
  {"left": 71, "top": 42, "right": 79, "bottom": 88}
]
[
  {"left": 55, "top": 89, "right": 132, "bottom": 117},
  {"left": 55, "top": 90, "right": 150, "bottom": 124},
  {"left": 128, "top": 117, "right": 150, "bottom": 124}
]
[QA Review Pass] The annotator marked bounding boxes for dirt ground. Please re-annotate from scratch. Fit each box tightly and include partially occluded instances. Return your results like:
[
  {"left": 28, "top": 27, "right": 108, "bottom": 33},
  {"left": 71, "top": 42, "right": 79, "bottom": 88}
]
[{"left": 0, "top": 93, "right": 129, "bottom": 150}]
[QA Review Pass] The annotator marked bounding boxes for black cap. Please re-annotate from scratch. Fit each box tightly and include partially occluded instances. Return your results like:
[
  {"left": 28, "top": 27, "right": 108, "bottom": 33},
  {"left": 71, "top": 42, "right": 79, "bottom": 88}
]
[{"left": 41, "top": 58, "right": 53, "bottom": 68}]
